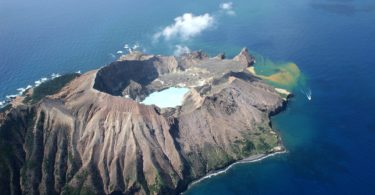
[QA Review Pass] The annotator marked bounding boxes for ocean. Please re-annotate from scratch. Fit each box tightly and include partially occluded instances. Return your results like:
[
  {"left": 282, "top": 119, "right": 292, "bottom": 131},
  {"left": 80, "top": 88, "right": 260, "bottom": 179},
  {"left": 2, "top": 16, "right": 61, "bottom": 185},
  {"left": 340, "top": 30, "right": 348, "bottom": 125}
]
[{"left": 1, "top": 0, "right": 375, "bottom": 194}]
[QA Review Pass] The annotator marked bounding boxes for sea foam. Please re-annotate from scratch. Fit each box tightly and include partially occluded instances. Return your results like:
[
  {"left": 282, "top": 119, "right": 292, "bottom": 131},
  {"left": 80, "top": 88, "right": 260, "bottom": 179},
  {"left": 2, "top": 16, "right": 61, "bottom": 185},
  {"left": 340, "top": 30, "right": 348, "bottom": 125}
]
[
  {"left": 119, "top": 42, "right": 143, "bottom": 54},
  {"left": 1, "top": 72, "right": 63, "bottom": 107}
]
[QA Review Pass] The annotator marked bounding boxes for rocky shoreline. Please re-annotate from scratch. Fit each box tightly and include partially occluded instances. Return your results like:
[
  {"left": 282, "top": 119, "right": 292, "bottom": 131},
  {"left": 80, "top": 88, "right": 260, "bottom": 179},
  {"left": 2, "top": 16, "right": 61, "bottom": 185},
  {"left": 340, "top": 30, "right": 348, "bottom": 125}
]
[{"left": 183, "top": 149, "right": 287, "bottom": 193}]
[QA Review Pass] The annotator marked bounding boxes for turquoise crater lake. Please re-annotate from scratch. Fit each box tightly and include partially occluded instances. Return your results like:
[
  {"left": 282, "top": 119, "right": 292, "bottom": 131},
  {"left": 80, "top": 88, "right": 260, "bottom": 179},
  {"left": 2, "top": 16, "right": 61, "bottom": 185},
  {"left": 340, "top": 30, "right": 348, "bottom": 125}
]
[{"left": 141, "top": 87, "right": 190, "bottom": 108}]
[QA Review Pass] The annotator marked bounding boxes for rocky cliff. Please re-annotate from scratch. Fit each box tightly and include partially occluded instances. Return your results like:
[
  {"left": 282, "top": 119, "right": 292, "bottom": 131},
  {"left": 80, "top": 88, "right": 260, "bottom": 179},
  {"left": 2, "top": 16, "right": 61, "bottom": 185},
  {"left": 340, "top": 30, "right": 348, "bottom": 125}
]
[{"left": 0, "top": 48, "right": 288, "bottom": 195}]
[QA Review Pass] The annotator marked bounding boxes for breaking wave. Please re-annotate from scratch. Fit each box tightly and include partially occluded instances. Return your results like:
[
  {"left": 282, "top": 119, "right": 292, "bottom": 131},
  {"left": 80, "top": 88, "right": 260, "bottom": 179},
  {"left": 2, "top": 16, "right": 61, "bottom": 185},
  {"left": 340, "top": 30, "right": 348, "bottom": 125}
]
[
  {"left": 0, "top": 72, "right": 64, "bottom": 108},
  {"left": 120, "top": 42, "right": 142, "bottom": 54}
]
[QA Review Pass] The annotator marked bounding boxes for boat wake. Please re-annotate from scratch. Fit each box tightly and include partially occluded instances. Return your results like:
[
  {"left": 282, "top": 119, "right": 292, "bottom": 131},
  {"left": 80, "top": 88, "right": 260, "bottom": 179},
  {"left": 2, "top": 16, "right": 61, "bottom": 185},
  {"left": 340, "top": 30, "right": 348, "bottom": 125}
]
[{"left": 300, "top": 88, "right": 312, "bottom": 100}]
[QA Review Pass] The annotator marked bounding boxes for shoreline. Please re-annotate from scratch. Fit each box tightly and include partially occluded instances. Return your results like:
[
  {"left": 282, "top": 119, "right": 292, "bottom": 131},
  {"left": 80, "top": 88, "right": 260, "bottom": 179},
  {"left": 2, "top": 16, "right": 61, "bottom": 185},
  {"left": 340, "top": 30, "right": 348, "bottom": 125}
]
[
  {"left": 0, "top": 72, "right": 79, "bottom": 109},
  {"left": 182, "top": 150, "right": 287, "bottom": 194}
]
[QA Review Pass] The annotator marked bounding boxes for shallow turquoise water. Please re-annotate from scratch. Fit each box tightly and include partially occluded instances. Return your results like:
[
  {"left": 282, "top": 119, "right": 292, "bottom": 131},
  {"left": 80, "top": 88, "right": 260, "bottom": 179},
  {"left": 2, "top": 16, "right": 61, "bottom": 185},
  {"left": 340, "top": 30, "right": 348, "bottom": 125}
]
[
  {"left": 1, "top": 0, "right": 375, "bottom": 194},
  {"left": 141, "top": 87, "right": 189, "bottom": 108}
]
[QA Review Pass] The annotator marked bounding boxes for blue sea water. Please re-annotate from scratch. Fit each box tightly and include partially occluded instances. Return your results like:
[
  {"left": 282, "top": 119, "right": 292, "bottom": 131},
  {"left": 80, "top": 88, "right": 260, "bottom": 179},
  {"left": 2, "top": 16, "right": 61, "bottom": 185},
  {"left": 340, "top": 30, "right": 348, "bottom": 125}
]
[{"left": 1, "top": 0, "right": 375, "bottom": 194}]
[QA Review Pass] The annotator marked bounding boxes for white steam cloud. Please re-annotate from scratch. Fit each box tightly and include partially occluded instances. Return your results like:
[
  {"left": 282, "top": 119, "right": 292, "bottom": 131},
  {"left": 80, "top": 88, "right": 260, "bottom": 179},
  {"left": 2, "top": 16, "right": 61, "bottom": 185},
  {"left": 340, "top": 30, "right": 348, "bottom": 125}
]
[
  {"left": 174, "top": 45, "right": 191, "bottom": 56},
  {"left": 220, "top": 2, "right": 235, "bottom": 15},
  {"left": 153, "top": 3, "right": 235, "bottom": 56},
  {"left": 154, "top": 13, "right": 215, "bottom": 41}
]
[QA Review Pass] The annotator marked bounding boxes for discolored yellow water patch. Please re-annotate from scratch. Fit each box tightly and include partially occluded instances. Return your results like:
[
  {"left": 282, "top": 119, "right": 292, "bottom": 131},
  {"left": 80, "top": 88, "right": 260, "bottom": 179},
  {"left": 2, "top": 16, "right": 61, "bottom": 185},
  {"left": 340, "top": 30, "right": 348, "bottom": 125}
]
[
  {"left": 248, "top": 58, "right": 304, "bottom": 91},
  {"left": 260, "top": 63, "right": 299, "bottom": 85}
]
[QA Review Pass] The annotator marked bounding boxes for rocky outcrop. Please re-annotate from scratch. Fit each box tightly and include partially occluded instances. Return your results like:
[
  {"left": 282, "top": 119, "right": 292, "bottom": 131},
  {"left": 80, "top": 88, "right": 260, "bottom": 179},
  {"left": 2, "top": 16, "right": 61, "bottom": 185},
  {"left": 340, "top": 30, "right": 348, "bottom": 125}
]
[
  {"left": 213, "top": 53, "right": 225, "bottom": 60},
  {"left": 233, "top": 47, "right": 255, "bottom": 67},
  {"left": 0, "top": 48, "right": 286, "bottom": 195}
]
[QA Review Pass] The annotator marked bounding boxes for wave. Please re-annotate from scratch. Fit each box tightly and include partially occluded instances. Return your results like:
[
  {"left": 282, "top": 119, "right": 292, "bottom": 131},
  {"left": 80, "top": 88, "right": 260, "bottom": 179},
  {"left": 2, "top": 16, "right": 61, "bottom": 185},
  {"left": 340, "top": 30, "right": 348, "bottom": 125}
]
[
  {"left": 120, "top": 42, "right": 143, "bottom": 54},
  {"left": 5, "top": 94, "right": 17, "bottom": 99},
  {"left": 183, "top": 151, "right": 286, "bottom": 193},
  {"left": 34, "top": 73, "right": 62, "bottom": 87},
  {"left": 16, "top": 84, "right": 32, "bottom": 95},
  {"left": 109, "top": 53, "right": 116, "bottom": 59},
  {"left": 132, "top": 43, "right": 140, "bottom": 50},
  {"left": 51, "top": 73, "right": 61, "bottom": 79},
  {"left": 1, "top": 73, "right": 63, "bottom": 107},
  {"left": 34, "top": 77, "right": 48, "bottom": 87}
]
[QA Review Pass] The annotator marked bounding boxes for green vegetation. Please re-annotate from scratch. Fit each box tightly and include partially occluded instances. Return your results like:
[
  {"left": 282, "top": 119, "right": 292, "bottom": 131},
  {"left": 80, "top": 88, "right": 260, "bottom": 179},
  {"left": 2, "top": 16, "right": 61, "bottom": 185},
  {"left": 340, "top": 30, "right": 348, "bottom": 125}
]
[
  {"left": 203, "top": 145, "right": 233, "bottom": 170},
  {"left": 62, "top": 186, "right": 95, "bottom": 195},
  {"left": 149, "top": 170, "right": 180, "bottom": 194},
  {"left": 252, "top": 131, "right": 279, "bottom": 153},
  {"left": 242, "top": 140, "right": 256, "bottom": 155},
  {"left": 203, "top": 127, "right": 279, "bottom": 172},
  {"left": 234, "top": 124, "right": 279, "bottom": 157},
  {"left": 234, "top": 139, "right": 256, "bottom": 156},
  {"left": 149, "top": 174, "right": 164, "bottom": 194},
  {"left": 256, "top": 138, "right": 272, "bottom": 151},
  {"left": 23, "top": 73, "right": 79, "bottom": 104},
  {"left": 68, "top": 151, "right": 74, "bottom": 163},
  {"left": 62, "top": 170, "right": 94, "bottom": 195},
  {"left": 75, "top": 170, "right": 89, "bottom": 184}
]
